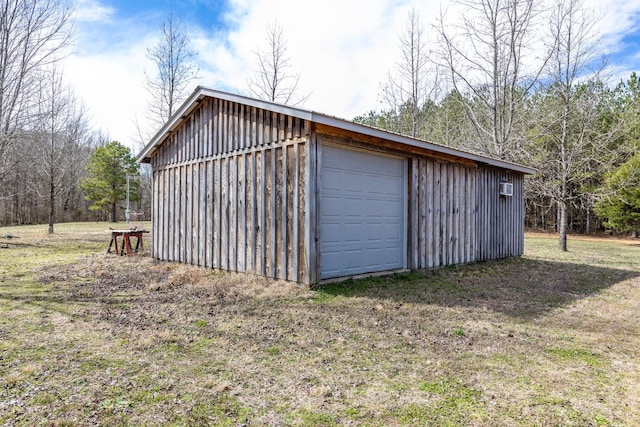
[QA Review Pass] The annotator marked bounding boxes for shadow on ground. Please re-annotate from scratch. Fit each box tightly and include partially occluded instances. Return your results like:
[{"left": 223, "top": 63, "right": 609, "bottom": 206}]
[
  {"left": 2, "top": 254, "right": 638, "bottom": 322},
  {"left": 315, "top": 257, "right": 640, "bottom": 319}
]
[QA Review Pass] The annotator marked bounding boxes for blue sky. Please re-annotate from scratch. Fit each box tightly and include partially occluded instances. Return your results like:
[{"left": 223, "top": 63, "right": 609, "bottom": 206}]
[{"left": 66, "top": 0, "right": 640, "bottom": 150}]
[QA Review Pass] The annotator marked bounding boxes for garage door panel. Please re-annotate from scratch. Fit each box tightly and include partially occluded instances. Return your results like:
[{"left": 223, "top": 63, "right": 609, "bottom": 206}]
[
  {"left": 321, "top": 145, "right": 406, "bottom": 279},
  {"left": 322, "top": 222, "right": 342, "bottom": 244},
  {"left": 344, "top": 223, "right": 364, "bottom": 241},
  {"left": 379, "top": 223, "right": 402, "bottom": 239},
  {"left": 344, "top": 197, "right": 364, "bottom": 216},
  {"left": 364, "top": 248, "right": 384, "bottom": 267}
]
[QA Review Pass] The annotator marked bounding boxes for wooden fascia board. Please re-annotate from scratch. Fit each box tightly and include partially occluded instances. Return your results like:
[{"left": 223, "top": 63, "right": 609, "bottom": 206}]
[
  {"left": 313, "top": 120, "right": 535, "bottom": 175},
  {"left": 316, "top": 123, "right": 473, "bottom": 169}
]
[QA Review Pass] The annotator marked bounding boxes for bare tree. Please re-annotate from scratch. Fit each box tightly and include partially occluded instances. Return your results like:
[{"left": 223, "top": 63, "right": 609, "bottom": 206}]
[
  {"left": 247, "top": 21, "right": 309, "bottom": 106},
  {"left": 32, "top": 67, "right": 89, "bottom": 234},
  {"left": 436, "top": 0, "right": 550, "bottom": 160},
  {"left": 533, "top": 0, "right": 614, "bottom": 251},
  {"left": 0, "top": 0, "right": 72, "bottom": 185},
  {"left": 145, "top": 13, "right": 199, "bottom": 131},
  {"left": 382, "top": 9, "right": 439, "bottom": 138}
]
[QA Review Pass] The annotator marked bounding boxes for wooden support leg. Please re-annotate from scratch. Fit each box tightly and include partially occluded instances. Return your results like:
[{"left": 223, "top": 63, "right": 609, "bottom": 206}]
[
  {"left": 108, "top": 232, "right": 120, "bottom": 254},
  {"left": 124, "top": 234, "right": 132, "bottom": 256}
]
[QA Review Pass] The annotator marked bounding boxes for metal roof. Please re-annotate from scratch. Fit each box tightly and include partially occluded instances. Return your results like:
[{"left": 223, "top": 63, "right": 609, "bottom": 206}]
[{"left": 136, "top": 86, "right": 536, "bottom": 175}]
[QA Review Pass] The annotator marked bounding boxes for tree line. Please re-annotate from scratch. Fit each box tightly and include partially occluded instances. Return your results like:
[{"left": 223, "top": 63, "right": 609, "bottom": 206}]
[
  {"left": 355, "top": 0, "right": 640, "bottom": 249},
  {"left": 1, "top": 0, "right": 638, "bottom": 250}
]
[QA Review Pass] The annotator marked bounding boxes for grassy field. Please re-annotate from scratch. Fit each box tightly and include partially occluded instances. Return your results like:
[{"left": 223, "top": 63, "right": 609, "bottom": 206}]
[{"left": 0, "top": 223, "right": 639, "bottom": 426}]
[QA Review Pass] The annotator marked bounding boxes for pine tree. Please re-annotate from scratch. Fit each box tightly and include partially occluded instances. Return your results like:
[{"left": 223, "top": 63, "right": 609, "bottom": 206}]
[{"left": 80, "top": 141, "right": 140, "bottom": 222}]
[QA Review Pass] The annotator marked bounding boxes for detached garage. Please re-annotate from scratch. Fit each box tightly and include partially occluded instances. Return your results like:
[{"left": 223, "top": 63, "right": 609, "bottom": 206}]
[{"left": 137, "top": 87, "right": 534, "bottom": 285}]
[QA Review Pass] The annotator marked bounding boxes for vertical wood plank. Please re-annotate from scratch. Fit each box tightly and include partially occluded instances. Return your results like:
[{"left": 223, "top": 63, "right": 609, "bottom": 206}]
[
  {"left": 419, "top": 159, "right": 427, "bottom": 268},
  {"left": 273, "top": 146, "right": 280, "bottom": 278},
  {"left": 193, "top": 110, "right": 199, "bottom": 160},
  {"left": 304, "top": 131, "right": 316, "bottom": 284},
  {"left": 278, "top": 113, "right": 285, "bottom": 141},
  {"left": 213, "top": 99, "right": 220, "bottom": 154},
  {"left": 246, "top": 152, "right": 255, "bottom": 273},
  {"left": 214, "top": 158, "right": 221, "bottom": 268},
  {"left": 294, "top": 118, "right": 301, "bottom": 138},
  {"left": 221, "top": 157, "right": 228, "bottom": 270},
  {"left": 168, "top": 168, "right": 175, "bottom": 261},
  {"left": 151, "top": 170, "right": 158, "bottom": 258},
  {"left": 441, "top": 163, "right": 447, "bottom": 265},
  {"left": 156, "top": 169, "right": 163, "bottom": 259},
  {"left": 264, "top": 111, "right": 271, "bottom": 144},
  {"left": 264, "top": 148, "right": 274, "bottom": 277},
  {"left": 286, "top": 144, "right": 295, "bottom": 280},
  {"left": 154, "top": 169, "right": 161, "bottom": 259},
  {"left": 181, "top": 165, "right": 187, "bottom": 262},
  {"left": 193, "top": 163, "right": 200, "bottom": 265},
  {"left": 271, "top": 112, "right": 278, "bottom": 143},
  {"left": 199, "top": 162, "right": 206, "bottom": 266},
  {"left": 452, "top": 164, "right": 459, "bottom": 265},
  {"left": 258, "top": 109, "right": 264, "bottom": 146},
  {"left": 461, "top": 167, "right": 467, "bottom": 263},
  {"left": 250, "top": 107, "right": 257, "bottom": 150},
  {"left": 434, "top": 162, "right": 441, "bottom": 267},
  {"left": 447, "top": 163, "right": 454, "bottom": 265},
  {"left": 229, "top": 155, "right": 237, "bottom": 271},
  {"left": 206, "top": 160, "right": 213, "bottom": 268},
  {"left": 186, "top": 164, "right": 193, "bottom": 264},
  {"left": 233, "top": 102, "right": 239, "bottom": 152},
  {"left": 238, "top": 153, "right": 246, "bottom": 273},
  {"left": 279, "top": 144, "right": 287, "bottom": 280},
  {"left": 519, "top": 175, "right": 525, "bottom": 255},
  {"left": 257, "top": 149, "right": 265, "bottom": 275},
  {"left": 175, "top": 165, "right": 181, "bottom": 261},
  {"left": 205, "top": 101, "right": 211, "bottom": 157},
  {"left": 291, "top": 143, "right": 299, "bottom": 282},
  {"left": 239, "top": 104, "right": 246, "bottom": 150},
  {"left": 474, "top": 167, "right": 480, "bottom": 261},
  {"left": 478, "top": 168, "right": 484, "bottom": 260},
  {"left": 193, "top": 163, "right": 199, "bottom": 264},
  {"left": 222, "top": 100, "right": 229, "bottom": 154},
  {"left": 297, "top": 142, "right": 306, "bottom": 284},
  {"left": 425, "top": 160, "right": 432, "bottom": 268}
]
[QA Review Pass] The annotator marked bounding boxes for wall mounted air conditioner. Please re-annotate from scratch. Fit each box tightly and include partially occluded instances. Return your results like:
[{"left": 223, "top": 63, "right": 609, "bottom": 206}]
[{"left": 499, "top": 182, "right": 513, "bottom": 197}]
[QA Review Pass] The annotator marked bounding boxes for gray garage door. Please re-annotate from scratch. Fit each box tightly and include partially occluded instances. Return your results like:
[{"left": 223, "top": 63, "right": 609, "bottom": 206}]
[{"left": 320, "top": 144, "right": 406, "bottom": 279}]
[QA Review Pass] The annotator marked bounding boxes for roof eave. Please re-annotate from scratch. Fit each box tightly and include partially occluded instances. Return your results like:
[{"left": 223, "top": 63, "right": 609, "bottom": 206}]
[{"left": 137, "top": 87, "right": 536, "bottom": 175}]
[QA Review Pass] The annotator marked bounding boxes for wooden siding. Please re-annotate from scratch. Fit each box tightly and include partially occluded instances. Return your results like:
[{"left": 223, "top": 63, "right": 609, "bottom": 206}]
[
  {"left": 408, "top": 159, "right": 525, "bottom": 269},
  {"left": 409, "top": 157, "right": 477, "bottom": 269},
  {"left": 150, "top": 97, "right": 310, "bottom": 283},
  {"left": 148, "top": 94, "right": 527, "bottom": 285},
  {"left": 475, "top": 166, "right": 525, "bottom": 261}
]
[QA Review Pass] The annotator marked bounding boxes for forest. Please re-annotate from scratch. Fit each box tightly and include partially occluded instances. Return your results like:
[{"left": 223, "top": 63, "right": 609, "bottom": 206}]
[{"left": 1, "top": 0, "right": 639, "bottom": 248}]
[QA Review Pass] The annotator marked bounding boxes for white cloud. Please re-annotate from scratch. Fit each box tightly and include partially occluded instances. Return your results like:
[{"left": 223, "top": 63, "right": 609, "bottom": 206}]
[
  {"left": 73, "top": 0, "right": 115, "bottom": 22},
  {"left": 211, "top": 0, "right": 437, "bottom": 119},
  {"left": 64, "top": 0, "right": 640, "bottom": 151},
  {"left": 65, "top": 48, "right": 150, "bottom": 145}
]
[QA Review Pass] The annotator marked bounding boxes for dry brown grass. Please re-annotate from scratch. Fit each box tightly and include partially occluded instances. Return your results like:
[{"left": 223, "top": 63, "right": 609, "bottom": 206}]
[{"left": 1, "top": 224, "right": 639, "bottom": 426}]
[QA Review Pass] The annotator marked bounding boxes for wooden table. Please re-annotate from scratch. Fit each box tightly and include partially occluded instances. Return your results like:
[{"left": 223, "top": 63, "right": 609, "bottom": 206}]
[{"left": 107, "top": 230, "right": 149, "bottom": 256}]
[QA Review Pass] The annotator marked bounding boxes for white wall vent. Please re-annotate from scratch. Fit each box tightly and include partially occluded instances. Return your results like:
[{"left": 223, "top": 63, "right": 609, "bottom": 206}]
[{"left": 499, "top": 182, "right": 513, "bottom": 197}]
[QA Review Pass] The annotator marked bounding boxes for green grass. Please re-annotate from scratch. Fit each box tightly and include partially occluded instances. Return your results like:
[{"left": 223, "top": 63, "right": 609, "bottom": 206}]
[
  {"left": 0, "top": 224, "right": 639, "bottom": 425},
  {"left": 545, "top": 347, "right": 604, "bottom": 367}
]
